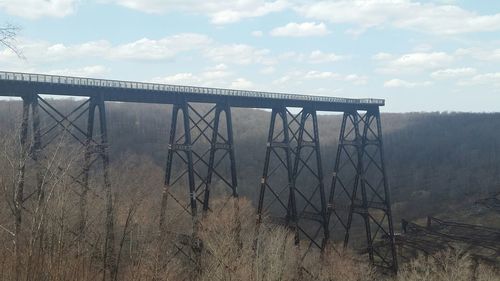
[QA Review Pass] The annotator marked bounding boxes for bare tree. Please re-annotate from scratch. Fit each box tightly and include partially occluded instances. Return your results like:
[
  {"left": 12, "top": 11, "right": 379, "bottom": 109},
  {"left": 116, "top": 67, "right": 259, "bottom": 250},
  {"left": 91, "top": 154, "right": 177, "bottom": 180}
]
[{"left": 0, "top": 23, "right": 24, "bottom": 58}]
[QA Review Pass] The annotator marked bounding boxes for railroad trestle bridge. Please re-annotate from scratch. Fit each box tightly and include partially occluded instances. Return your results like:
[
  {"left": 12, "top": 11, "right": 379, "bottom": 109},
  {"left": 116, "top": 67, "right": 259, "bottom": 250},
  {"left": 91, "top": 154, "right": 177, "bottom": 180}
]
[{"left": 0, "top": 71, "right": 398, "bottom": 273}]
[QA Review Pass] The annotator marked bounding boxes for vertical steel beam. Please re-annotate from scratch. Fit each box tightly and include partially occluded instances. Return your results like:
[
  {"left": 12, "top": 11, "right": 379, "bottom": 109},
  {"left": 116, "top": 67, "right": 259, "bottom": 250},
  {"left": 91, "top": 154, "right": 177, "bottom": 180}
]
[
  {"left": 159, "top": 104, "right": 180, "bottom": 234},
  {"left": 160, "top": 102, "right": 200, "bottom": 254},
  {"left": 80, "top": 100, "right": 96, "bottom": 241},
  {"left": 14, "top": 94, "right": 32, "bottom": 281},
  {"left": 15, "top": 94, "right": 43, "bottom": 239},
  {"left": 358, "top": 111, "right": 374, "bottom": 262},
  {"left": 256, "top": 109, "right": 277, "bottom": 225},
  {"left": 166, "top": 102, "right": 198, "bottom": 231},
  {"left": 291, "top": 109, "right": 307, "bottom": 240},
  {"left": 93, "top": 96, "right": 116, "bottom": 281},
  {"left": 203, "top": 106, "right": 220, "bottom": 212},
  {"left": 343, "top": 111, "right": 362, "bottom": 246},
  {"left": 283, "top": 109, "right": 298, "bottom": 241},
  {"left": 225, "top": 106, "right": 238, "bottom": 199},
  {"left": 28, "top": 96, "right": 44, "bottom": 279},
  {"left": 372, "top": 107, "right": 398, "bottom": 272},
  {"left": 222, "top": 104, "right": 241, "bottom": 248},
  {"left": 31, "top": 97, "right": 43, "bottom": 205},
  {"left": 327, "top": 112, "right": 348, "bottom": 213},
  {"left": 310, "top": 109, "right": 329, "bottom": 248},
  {"left": 181, "top": 103, "right": 198, "bottom": 237}
]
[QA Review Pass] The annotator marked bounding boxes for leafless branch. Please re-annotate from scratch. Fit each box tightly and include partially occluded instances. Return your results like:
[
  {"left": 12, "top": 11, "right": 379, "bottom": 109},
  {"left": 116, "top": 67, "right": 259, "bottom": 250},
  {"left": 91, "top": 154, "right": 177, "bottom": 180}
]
[{"left": 0, "top": 23, "right": 24, "bottom": 59}]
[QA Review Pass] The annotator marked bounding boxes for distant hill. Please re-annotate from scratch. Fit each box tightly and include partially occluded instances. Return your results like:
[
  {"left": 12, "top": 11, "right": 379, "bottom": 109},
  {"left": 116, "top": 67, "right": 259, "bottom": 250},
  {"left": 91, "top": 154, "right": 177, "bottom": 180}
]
[{"left": 1, "top": 100, "right": 499, "bottom": 228}]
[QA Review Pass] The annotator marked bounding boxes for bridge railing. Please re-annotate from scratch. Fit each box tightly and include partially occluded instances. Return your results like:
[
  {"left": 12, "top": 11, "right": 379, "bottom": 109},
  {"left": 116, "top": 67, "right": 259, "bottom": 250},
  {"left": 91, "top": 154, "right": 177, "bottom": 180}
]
[{"left": 0, "top": 71, "right": 384, "bottom": 105}]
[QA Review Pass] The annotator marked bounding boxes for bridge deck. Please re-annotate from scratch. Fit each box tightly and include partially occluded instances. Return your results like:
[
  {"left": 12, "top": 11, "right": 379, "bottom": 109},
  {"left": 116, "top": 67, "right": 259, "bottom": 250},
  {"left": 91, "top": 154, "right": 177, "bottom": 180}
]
[{"left": 0, "top": 71, "right": 383, "bottom": 111}]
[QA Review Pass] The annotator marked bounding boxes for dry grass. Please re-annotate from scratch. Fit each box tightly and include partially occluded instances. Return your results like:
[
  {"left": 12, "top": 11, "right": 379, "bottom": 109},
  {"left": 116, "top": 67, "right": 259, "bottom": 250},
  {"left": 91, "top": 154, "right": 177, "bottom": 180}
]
[
  {"left": 397, "top": 250, "right": 500, "bottom": 281},
  {"left": 1, "top": 147, "right": 499, "bottom": 280}
]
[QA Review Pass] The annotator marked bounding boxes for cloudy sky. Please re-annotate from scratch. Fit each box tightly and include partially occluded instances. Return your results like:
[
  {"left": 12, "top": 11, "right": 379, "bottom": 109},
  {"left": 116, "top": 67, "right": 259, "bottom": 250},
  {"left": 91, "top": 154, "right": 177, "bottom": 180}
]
[{"left": 1, "top": 0, "right": 499, "bottom": 112}]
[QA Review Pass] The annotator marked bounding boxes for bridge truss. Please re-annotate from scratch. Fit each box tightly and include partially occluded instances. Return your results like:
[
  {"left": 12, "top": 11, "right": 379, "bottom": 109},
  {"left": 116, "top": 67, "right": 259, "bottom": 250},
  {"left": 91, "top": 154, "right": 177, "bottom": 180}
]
[{"left": 0, "top": 71, "right": 398, "bottom": 275}]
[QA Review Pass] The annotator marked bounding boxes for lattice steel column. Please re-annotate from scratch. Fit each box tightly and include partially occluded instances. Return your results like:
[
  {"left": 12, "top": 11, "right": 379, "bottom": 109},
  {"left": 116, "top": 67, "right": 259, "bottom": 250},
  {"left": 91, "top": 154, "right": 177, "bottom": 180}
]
[
  {"left": 15, "top": 95, "right": 42, "bottom": 228},
  {"left": 161, "top": 102, "right": 198, "bottom": 236},
  {"left": 256, "top": 107, "right": 329, "bottom": 255},
  {"left": 204, "top": 102, "right": 238, "bottom": 210},
  {"left": 14, "top": 94, "right": 41, "bottom": 281},
  {"left": 256, "top": 107, "right": 297, "bottom": 238},
  {"left": 89, "top": 96, "right": 115, "bottom": 281},
  {"left": 328, "top": 107, "right": 397, "bottom": 272},
  {"left": 203, "top": 102, "right": 241, "bottom": 248},
  {"left": 159, "top": 102, "right": 240, "bottom": 271},
  {"left": 292, "top": 108, "right": 329, "bottom": 253},
  {"left": 14, "top": 94, "right": 116, "bottom": 279}
]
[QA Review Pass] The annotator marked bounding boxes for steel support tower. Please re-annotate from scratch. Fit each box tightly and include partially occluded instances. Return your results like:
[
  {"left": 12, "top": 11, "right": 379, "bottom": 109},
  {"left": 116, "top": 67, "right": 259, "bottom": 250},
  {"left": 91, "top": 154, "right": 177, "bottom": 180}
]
[
  {"left": 256, "top": 107, "right": 329, "bottom": 258},
  {"left": 0, "top": 71, "right": 397, "bottom": 273},
  {"left": 328, "top": 108, "right": 397, "bottom": 271},
  {"left": 14, "top": 93, "right": 116, "bottom": 279}
]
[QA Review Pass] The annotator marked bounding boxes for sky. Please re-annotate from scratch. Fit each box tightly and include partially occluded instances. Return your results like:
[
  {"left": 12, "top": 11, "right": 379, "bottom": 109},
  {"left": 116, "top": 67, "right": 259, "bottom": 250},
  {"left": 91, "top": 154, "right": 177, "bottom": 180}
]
[{"left": 0, "top": 0, "right": 500, "bottom": 112}]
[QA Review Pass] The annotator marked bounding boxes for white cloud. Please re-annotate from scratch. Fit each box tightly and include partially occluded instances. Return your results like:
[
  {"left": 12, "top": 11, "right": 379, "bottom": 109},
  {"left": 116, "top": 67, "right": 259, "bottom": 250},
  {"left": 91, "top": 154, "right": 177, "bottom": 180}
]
[
  {"left": 251, "top": 30, "right": 264, "bottom": 37},
  {"left": 278, "top": 51, "right": 297, "bottom": 60},
  {"left": 413, "top": 44, "right": 433, "bottom": 52},
  {"left": 431, "top": 67, "right": 477, "bottom": 79},
  {"left": 304, "top": 71, "right": 340, "bottom": 79},
  {"left": 0, "top": 34, "right": 211, "bottom": 63},
  {"left": 308, "top": 50, "right": 344, "bottom": 63},
  {"left": 372, "top": 52, "right": 393, "bottom": 61},
  {"left": 376, "top": 51, "right": 454, "bottom": 74},
  {"left": 204, "top": 44, "right": 275, "bottom": 65},
  {"left": 384, "top": 78, "right": 432, "bottom": 88},
  {"left": 230, "top": 78, "right": 254, "bottom": 89},
  {"left": 270, "top": 22, "right": 329, "bottom": 37},
  {"left": 276, "top": 50, "right": 345, "bottom": 64},
  {"left": 0, "top": 0, "right": 77, "bottom": 19},
  {"left": 275, "top": 70, "right": 367, "bottom": 85},
  {"left": 151, "top": 64, "right": 233, "bottom": 87},
  {"left": 297, "top": 0, "right": 500, "bottom": 35},
  {"left": 201, "top": 64, "right": 232, "bottom": 80},
  {"left": 46, "top": 65, "right": 110, "bottom": 77},
  {"left": 152, "top": 67, "right": 255, "bottom": 90},
  {"left": 458, "top": 72, "right": 500, "bottom": 86},
  {"left": 110, "top": 34, "right": 211, "bottom": 60},
  {"left": 272, "top": 71, "right": 302, "bottom": 85},
  {"left": 391, "top": 52, "right": 453, "bottom": 68},
  {"left": 112, "top": 0, "right": 288, "bottom": 24},
  {"left": 434, "top": 0, "right": 457, "bottom": 3},
  {"left": 455, "top": 47, "right": 500, "bottom": 61},
  {"left": 152, "top": 73, "right": 202, "bottom": 85},
  {"left": 344, "top": 74, "right": 368, "bottom": 85},
  {"left": 312, "top": 87, "right": 343, "bottom": 95},
  {"left": 260, "top": 66, "right": 275, "bottom": 74}
]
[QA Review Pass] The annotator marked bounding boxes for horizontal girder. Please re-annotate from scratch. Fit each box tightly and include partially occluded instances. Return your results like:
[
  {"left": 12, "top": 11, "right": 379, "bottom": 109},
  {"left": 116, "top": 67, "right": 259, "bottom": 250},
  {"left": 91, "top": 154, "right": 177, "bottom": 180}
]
[{"left": 0, "top": 71, "right": 382, "bottom": 111}]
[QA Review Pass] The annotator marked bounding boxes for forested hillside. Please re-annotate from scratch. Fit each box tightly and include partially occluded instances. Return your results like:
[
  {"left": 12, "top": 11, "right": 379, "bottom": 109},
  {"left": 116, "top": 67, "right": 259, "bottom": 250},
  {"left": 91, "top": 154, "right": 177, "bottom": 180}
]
[
  {"left": 1, "top": 99, "right": 500, "bottom": 280},
  {"left": 1, "top": 100, "right": 499, "bottom": 226}
]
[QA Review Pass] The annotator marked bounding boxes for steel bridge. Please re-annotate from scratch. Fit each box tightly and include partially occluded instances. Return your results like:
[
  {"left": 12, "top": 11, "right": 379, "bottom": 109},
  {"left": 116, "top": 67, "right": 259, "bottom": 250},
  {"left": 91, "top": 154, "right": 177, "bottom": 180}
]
[{"left": 0, "top": 71, "right": 398, "bottom": 274}]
